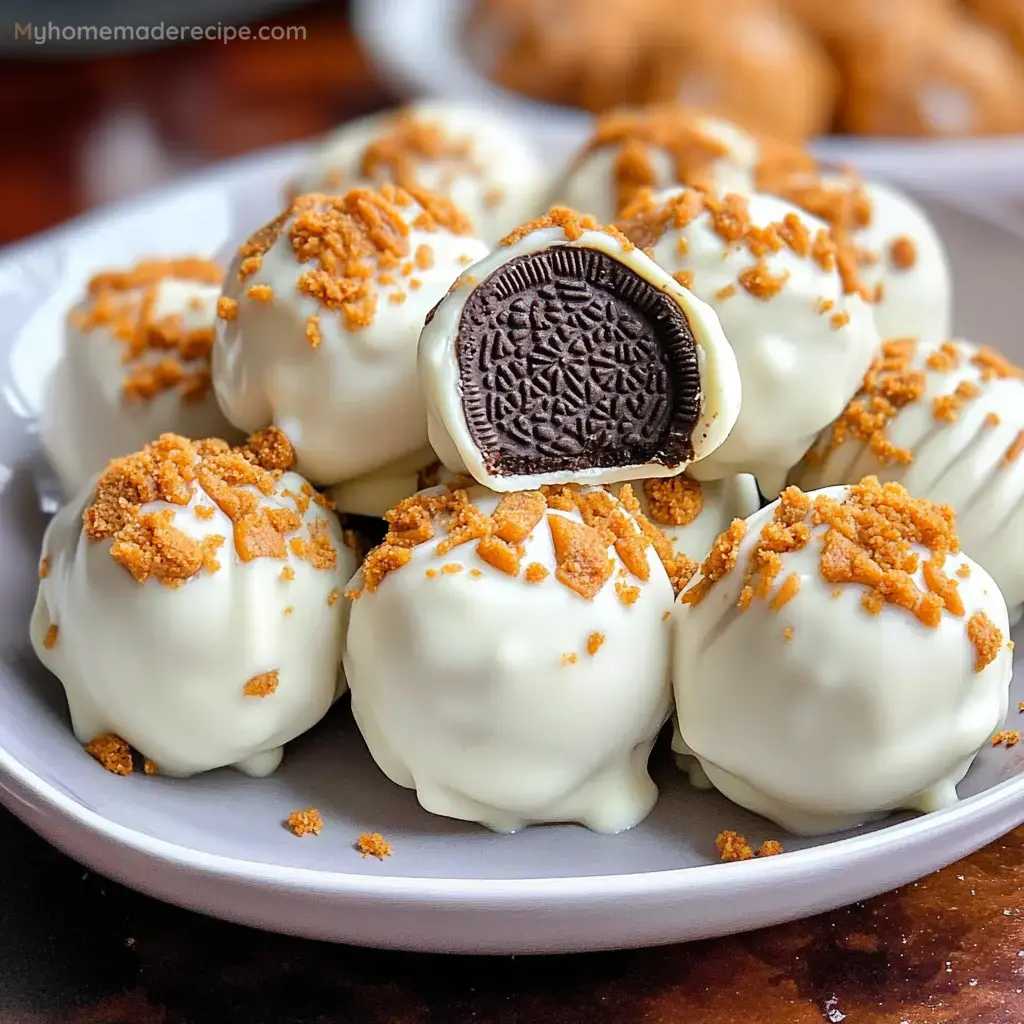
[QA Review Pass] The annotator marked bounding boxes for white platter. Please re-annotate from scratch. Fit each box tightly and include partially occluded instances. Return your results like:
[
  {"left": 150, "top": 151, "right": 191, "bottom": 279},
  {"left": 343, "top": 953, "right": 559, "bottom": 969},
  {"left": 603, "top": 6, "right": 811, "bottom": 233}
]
[
  {"left": 352, "top": 0, "right": 1024, "bottom": 230},
  {"left": 1, "top": 141, "right": 1024, "bottom": 954}
]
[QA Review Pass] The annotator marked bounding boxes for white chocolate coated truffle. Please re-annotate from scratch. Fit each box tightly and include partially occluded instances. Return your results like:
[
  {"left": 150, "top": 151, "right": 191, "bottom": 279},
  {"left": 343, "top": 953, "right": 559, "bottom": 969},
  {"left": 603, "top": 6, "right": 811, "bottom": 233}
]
[
  {"left": 42, "top": 259, "right": 238, "bottom": 496},
  {"left": 553, "top": 108, "right": 761, "bottom": 224},
  {"left": 419, "top": 212, "right": 742, "bottom": 493},
  {"left": 793, "top": 338, "right": 1024, "bottom": 621},
  {"left": 343, "top": 484, "right": 675, "bottom": 832},
  {"left": 626, "top": 474, "right": 761, "bottom": 562},
  {"left": 287, "top": 101, "right": 548, "bottom": 245},
  {"left": 327, "top": 447, "right": 438, "bottom": 518},
  {"left": 850, "top": 180, "right": 952, "bottom": 347},
  {"left": 674, "top": 480, "right": 1013, "bottom": 835},
  {"left": 619, "top": 189, "right": 880, "bottom": 498},
  {"left": 213, "top": 186, "right": 489, "bottom": 487},
  {"left": 31, "top": 432, "right": 354, "bottom": 778}
]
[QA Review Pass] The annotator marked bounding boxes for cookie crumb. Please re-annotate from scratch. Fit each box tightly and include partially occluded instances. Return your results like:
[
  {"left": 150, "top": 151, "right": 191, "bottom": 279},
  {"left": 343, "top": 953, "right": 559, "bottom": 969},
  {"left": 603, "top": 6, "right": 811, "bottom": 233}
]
[
  {"left": 991, "top": 731, "right": 1020, "bottom": 748},
  {"left": 356, "top": 832, "right": 392, "bottom": 859},
  {"left": 967, "top": 611, "right": 1003, "bottom": 673},
  {"left": 783, "top": 626, "right": 794, "bottom": 641},
  {"left": 890, "top": 236, "right": 917, "bottom": 270},
  {"left": 43, "top": 623, "right": 59, "bottom": 650},
  {"left": 286, "top": 808, "right": 322, "bottom": 837},
  {"left": 757, "top": 840, "right": 783, "bottom": 857},
  {"left": 327, "top": 588, "right": 340, "bottom": 606},
  {"left": 85, "top": 733, "right": 133, "bottom": 775},
  {"left": 143, "top": 759, "right": 159, "bottom": 776},
  {"left": 243, "top": 670, "right": 280, "bottom": 698},
  {"left": 39, "top": 557, "right": 50, "bottom": 579},
  {"left": 587, "top": 632, "right": 606, "bottom": 656},
  {"left": 716, "top": 830, "right": 754, "bottom": 862},
  {"left": 561, "top": 652, "right": 579, "bottom": 666}
]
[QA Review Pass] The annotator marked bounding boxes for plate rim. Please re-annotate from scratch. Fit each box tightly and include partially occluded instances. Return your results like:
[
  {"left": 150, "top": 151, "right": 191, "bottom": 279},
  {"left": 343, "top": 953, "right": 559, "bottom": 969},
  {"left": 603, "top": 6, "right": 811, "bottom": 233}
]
[{"left": 2, "top": 720, "right": 1023, "bottom": 900}]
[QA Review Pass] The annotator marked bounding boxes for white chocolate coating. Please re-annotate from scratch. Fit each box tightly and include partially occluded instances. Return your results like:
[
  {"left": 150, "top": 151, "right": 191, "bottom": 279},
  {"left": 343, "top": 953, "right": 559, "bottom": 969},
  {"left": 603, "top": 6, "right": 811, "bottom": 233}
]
[
  {"left": 343, "top": 485, "right": 675, "bottom": 832},
  {"left": 553, "top": 115, "right": 761, "bottom": 224},
  {"left": 31, "top": 457, "right": 355, "bottom": 778},
  {"left": 673, "top": 484, "right": 1013, "bottom": 835},
  {"left": 631, "top": 189, "right": 880, "bottom": 498},
  {"left": 287, "top": 101, "right": 549, "bottom": 245},
  {"left": 42, "top": 275, "right": 237, "bottom": 497},
  {"left": 626, "top": 474, "right": 761, "bottom": 561},
  {"left": 213, "top": 191, "right": 489, "bottom": 487},
  {"left": 327, "top": 447, "right": 437, "bottom": 518},
  {"left": 419, "top": 224, "right": 742, "bottom": 492},
  {"left": 855, "top": 180, "right": 951, "bottom": 347},
  {"left": 793, "top": 338, "right": 1024, "bottom": 621}
]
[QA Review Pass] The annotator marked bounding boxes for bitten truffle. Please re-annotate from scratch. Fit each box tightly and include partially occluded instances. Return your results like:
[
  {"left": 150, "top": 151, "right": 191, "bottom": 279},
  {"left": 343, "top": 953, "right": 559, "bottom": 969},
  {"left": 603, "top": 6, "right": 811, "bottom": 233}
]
[
  {"left": 418, "top": 208, "right": 741, "bottom": 492},
  {"left": 674, "top": 479, "right": 1013, "bottom": 835},
  {"left": 31, "top": 431, "right": 355, "bottom": 777}
]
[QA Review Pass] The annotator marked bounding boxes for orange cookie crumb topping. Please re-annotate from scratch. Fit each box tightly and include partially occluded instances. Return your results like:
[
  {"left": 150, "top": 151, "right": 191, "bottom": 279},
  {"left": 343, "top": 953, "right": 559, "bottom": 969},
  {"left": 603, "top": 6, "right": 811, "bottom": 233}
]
[
  {"left": 286, "top": 808, "right": 323, "bottom": 837},
  {"left": 967, "top": 612, "right": 1003, "bottom": 673},
  {"left": 715, "top": 830, "right": 754, "bottom": 862},
  {"left": 587, "top": 631, "right": 606, "bottom": 655},
  {"left": 991, "top": 731, "right": 1020, "bottom": 748},
  {"left": 72, "top": 257, "right": 222, "bottom": 406},
  {"left": 890, "top": 236, "right": 918, "bottom": 271},
  {"left": 83, "top": 429, "right": 334, "bottom": 585},
  {"left": 234, "top": 185, "right": 470, "bottom": 333},
  {"left": 85, "top": 733, "right": 133, "bottom": 775},
  {"left": 356, "top": 831, "right": 393, "bottom": 859},
  {"left": 243, "top": 670, "right": 280, "bottom": 698}
]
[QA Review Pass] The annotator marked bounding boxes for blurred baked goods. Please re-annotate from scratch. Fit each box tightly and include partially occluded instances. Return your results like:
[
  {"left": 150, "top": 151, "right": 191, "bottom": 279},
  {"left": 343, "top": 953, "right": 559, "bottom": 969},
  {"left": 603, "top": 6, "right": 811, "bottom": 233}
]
[{"left": 464, "top": 0, "right": 1024, "bottom": 138}]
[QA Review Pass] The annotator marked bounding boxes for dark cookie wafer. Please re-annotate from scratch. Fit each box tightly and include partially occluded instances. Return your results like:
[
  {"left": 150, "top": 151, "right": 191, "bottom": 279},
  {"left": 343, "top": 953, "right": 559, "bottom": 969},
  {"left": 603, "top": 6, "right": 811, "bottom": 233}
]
[{"left": 456, "top": 245, "right": 702, "bottom": 478}]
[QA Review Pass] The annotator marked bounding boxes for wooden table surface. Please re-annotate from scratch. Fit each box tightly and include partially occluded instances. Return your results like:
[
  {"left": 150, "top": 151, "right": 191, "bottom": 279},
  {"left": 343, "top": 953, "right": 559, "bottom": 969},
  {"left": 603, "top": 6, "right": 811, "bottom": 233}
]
[{"left": 2, "top": 4, "right": 1024, "bottom": 1022}]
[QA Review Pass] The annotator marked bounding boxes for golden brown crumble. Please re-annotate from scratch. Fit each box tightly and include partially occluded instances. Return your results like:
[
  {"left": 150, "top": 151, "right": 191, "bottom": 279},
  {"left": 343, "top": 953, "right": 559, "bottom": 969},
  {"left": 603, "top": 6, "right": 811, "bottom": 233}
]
[
  {"left": 247, "top": 283, "right": 273, "bottom": 302},
  {"left": 758, "top": 840, "right": 784, "bottom": 857},
  {"left": 38, "top": 556, "right": 50, "bottom": 579},
  {"left": 492, "top": 491, "right": 545, "bottom": 544},
  {"left": 476, "top": 535, "right": 521, "bottom": 576},
  {"left": 967, "top": 611, "right": 1003, "bottom": 672},
  {"left": 738, "top": 261, "right": 790, "bottom": 301},
  {"left": 361, "top": 111, "right": 474, "bottom": 193},
  {"left": 816, "top": 478, "right": 960, "bottom": 627},
  {"left": 890, "top": 236, "right": 917, "bottom": 271},
  {"left": 286, "top": 808, "right": 323, "bottom": 837},
  {"left": 235, "top": 185, "right": 469, "bottom": 334},
  {"left": 280, "top": 565, "right": 296, "bottom": 582},
  {"left": 143, "top": 759, "right": 159, "bottom": 776},
  {"left": 587, "top": 632, "right": 605, "bottom": 655},
  {"left": 499, "top": 206, "right": 632, "bottom": 250},
  {"left": 615, "top": 581, "right": 641, "bottom": 606},
  {"left": 71, "top": 257, "right": 222, "bottom": 406},
  {"left": 84, "top": 431, "right": 332, "bottom": 585},
  {"left": 991, "top": 731, "right": 1020, "bottom": 748},
  {"left": 217, "top": 296, "right": 238, "bottom": 321},
  {"left": 327, "top": 588, "right": 340, "bottom": 606},
  {"left": 830, "top": 311, "right": 851, "bottom": 330},
  {"left": 1005, "top": 430, "right": 1024, "bottom": 465},
  {"left": 356, "top": 832, "right": 393, "bottom": 859},
  {"left": 643, "top": 476, "right": 702, "bottom": 528},
  {"left": 243, "top": 670, "right": 280, "bottom": 698},
  {"left": 971, "top": 346, "right": 1023, "bottom": 382},
  {"left": 525, "top": 562, "right": 549, "bottom": 584},
  {"left": 769, "top": 572, "right": 801, "bottom": 612},
  {"left": 85, "top": 733, "right": 133, "bottom": 775},
  {"left": 681, "top": 520, "right": 747, "bottom": 607},
  {"left": 716, "top": 830, "right": 754, "bottom": 862},
  {"left": 43, "top": 623, "right": 58, "bottom": 650},
  {"left": 561, "top": 652, "right": 579, "bottom": 666},
  {"left": 783, "top": 626, "right": 794, "bottom": 641},
  {"left": 814, "top": 339, "right": 925, "bottom": 467},
  {"left": 549, "top": 515, "right": 614, "bottom": 600},
  {"left": 957, "top": 563, "right": 972, "bottom": 579},
  {"left": 673, "top": 269, "right": 694, "bottom": 291}
]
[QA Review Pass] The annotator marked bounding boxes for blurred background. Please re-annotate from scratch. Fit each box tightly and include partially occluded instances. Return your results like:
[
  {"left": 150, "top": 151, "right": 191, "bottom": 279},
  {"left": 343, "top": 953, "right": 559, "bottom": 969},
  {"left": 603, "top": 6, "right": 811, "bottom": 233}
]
[{"left": 2, "top": 0, "right": 1024, "bottom": 246}]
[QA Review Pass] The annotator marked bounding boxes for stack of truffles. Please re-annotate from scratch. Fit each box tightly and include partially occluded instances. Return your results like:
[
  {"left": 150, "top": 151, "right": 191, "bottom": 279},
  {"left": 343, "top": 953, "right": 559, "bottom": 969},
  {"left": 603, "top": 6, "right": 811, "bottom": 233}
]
[{"left": 32, "top": 101, "right": 1018, "bottom": 844}]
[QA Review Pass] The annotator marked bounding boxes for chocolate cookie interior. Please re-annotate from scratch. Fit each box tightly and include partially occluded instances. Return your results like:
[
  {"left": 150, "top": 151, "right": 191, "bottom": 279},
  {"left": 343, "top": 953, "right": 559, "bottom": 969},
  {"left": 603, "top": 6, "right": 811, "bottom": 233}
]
[{"left": 456, "top": 245, "right": 702, "bottom": 478}]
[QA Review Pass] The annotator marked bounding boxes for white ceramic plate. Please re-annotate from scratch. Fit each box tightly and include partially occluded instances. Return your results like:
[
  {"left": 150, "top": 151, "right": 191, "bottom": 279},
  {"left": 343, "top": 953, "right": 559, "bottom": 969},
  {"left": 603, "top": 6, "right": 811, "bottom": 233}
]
[
  {"left": 2, "top": 142, "right": 1024, "bottom": 954},
  {"left": 352, "top": 0, "right": 1024, "bottom": 228}
]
